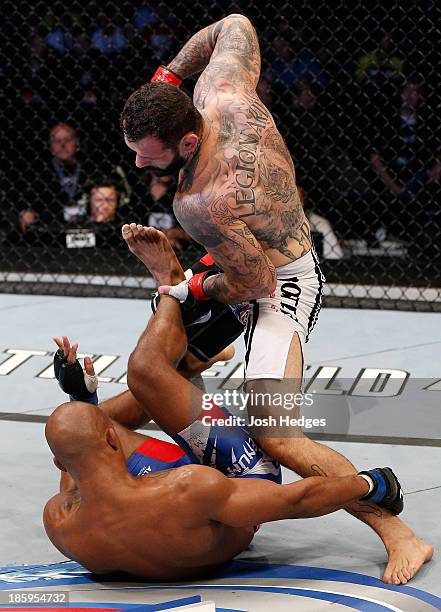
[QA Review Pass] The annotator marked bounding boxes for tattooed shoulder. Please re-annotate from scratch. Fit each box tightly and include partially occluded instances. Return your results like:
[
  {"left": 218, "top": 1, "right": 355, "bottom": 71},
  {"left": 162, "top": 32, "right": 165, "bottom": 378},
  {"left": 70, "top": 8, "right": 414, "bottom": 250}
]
[{"left": 262, "top": 128, "right": 294, "bottom": 167}]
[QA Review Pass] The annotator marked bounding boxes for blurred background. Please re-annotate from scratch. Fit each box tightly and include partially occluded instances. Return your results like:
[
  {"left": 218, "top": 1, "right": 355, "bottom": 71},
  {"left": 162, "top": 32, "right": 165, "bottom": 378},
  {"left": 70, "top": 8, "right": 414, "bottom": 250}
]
[{"left": 1, "top": 0, "right": 440, "bottom": 307}]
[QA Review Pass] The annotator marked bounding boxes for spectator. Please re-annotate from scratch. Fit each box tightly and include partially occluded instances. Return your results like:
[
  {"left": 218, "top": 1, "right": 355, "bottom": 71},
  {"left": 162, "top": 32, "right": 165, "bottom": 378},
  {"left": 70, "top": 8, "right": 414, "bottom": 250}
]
[
  {"left": 19, "top": 123, "right": 87, "bottom": 236},
  {"left": 365, "top": 76, "right": 440, "bottom": 242},
  {"left": 298, "top": 185, "right": 344, "bottom": 260},
  {"left": 267, "top": 35, "right": 328, "bottom": 90},
  {"left": 355, "top": 32, "right": 404, "bottom": 86},
  {"left": 62, "top": 178, "right": 128, "bottom": 250},
  {"left": 143, "top": 174, "right": 190, "bottom": 251},
  {"left": 46, "top": 17, "right": 74, "bottom": 56},
  {"left": 88, "top": 179, "right": 119, "bottom": 223},
  {"left": 18, "top": 122, "right": 133, "bottom": 243},
  {"left": 91, "top": 16, "right": 127, "bottom": 56},
  {"left": 133, "top": 5, "right": 159, "bottom": 32},
  {"left": 286, "top": 79, "right": 335, "bottom": 206},
  {"left": 351, "top": 29, "right": 405, "bottom": 175},
  {"left": 150, "top": 24, "right": 175, "bottom": 63}
]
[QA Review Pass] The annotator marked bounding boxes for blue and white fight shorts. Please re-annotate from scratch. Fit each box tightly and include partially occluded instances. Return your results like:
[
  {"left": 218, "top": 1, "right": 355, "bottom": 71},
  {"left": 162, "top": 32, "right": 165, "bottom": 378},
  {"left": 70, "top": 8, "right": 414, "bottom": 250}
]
[{"left": 127, "top": 402, "right": 281, "bottom": 484}]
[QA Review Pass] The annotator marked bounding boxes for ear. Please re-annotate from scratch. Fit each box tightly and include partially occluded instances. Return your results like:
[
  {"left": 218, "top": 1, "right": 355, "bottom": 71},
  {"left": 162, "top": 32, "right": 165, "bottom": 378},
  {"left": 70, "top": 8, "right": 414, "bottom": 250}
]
[
  {"left": 179, "top": 133, "right": 199, "bottom": 157},
  {"left": 53, "top": 457, "right": 67, "bottom": 472},
  {"left": 106, "top": 427, "right": 119, "bottom": 451}
]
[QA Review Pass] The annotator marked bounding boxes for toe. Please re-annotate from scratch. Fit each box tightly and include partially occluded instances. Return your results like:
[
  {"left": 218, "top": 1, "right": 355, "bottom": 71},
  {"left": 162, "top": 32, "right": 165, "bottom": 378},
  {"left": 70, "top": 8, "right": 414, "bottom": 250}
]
[
  {"left": 382, "top": 564, "right": 393, "bottom": 584},
  {"left": 397, "top": 569, "right": 407, "bottom": 584},
  {"left": 121, "top": 224, "right": 132, "bottom": 238},
  {"left": 407, "top": 565, "right": 417, "bottom": 579},
  {"left": 130, "top": 222, "right": 138, "bottom": 238}
]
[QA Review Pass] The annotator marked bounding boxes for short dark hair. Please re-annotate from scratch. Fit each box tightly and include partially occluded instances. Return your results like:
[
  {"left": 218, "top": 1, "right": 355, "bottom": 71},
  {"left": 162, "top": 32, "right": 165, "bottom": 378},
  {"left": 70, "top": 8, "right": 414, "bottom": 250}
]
[
  {"left": 120, "top": 83, "right": 202, "bottom": 147},
  {"left": 88, "top": 176, "right": 118, "bottom": 192}
]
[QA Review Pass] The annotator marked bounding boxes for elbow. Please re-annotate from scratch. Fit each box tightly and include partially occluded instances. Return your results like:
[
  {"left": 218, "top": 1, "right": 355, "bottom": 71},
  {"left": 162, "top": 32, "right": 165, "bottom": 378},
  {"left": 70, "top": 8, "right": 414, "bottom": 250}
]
[
  {"left": 236, "top": 281, "right": 275, "bottom": 302},
  {"left": 226, "top": 14, "right": 253, "bottom": 26},
  {"left": 266, "top": 272, "right": 277, "bottom": 296},
  {"left": 227, "top": 13, "right": 247, "bottom": 19},
  {"left": 256, "top": 268, "right": 277, "bottom": 298},
  {"left": 234, "top": 271, "right": 276, "bottom": 301}
]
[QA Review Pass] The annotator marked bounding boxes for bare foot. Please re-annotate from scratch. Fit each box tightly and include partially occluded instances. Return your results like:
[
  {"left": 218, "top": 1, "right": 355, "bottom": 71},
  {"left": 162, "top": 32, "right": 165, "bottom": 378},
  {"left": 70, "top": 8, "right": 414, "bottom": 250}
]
[
  {"left": 382, "top": 536, "right": 433, "bottom": 584},
  {"left": 122, "top": 223, "right": 184, "bottom": 286}
]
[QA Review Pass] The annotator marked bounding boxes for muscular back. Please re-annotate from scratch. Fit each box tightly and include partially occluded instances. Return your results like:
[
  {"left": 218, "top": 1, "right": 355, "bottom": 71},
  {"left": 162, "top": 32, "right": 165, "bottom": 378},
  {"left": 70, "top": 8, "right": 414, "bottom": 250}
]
[
  {"left": 172, "top": 15, "right": 312, "bottom": 277},
  {"left": 44, "top": 465, "right": 254, "bottom": 580}
]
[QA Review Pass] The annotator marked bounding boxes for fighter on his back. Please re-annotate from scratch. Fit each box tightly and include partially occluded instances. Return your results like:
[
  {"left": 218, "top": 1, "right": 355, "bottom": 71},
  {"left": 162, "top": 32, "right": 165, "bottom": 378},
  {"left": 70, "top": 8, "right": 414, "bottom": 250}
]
[{"left": 44, "top": 228, "right": 404, "bottom": 580}]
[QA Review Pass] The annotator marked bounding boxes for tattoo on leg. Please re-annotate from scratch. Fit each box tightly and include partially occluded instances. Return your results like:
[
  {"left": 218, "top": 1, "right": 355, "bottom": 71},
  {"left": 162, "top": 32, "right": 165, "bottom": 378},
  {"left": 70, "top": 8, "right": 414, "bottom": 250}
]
[{"left": 351, "top": 503, "right": 384, "bottom": 518}]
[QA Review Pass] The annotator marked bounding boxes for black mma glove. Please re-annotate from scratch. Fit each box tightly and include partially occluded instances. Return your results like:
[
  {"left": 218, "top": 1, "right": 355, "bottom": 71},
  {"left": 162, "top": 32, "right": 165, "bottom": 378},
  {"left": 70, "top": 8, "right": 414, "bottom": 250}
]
[{"left": 54, "top": 349, "right": 99, "bottom": 405}]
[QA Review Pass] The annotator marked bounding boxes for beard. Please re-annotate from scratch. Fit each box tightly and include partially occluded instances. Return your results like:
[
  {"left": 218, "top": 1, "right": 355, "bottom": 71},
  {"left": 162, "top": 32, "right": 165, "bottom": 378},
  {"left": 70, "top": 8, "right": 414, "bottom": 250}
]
[{"left": 148, "top": 149, "right": 187, "bottom": 177}]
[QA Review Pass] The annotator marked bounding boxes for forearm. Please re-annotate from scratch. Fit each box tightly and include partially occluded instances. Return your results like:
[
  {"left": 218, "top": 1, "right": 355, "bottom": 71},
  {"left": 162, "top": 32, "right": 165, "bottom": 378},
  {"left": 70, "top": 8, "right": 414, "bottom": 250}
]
[
  {"left": 371, "top": 154, "right": 402, "bottom": 193},
  {"left": 99, "top": 390, "right": 150, "bottom": 430},
  {"left": 214, "top": 474, "right": 370, "bottom": 527},
  {"left": 284, "top": 475, "right": 369, "bottom": 519},
  {"left": 203, "top": 271, "right": 272, "bottom": 304},
  {"left": 167, "top": 20, "right": 224, "bottom": 79}
]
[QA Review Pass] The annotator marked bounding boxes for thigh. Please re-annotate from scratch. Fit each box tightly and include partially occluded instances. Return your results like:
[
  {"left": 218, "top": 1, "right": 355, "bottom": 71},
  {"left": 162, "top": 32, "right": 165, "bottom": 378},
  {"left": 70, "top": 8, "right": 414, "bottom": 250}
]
[
  {"left": 245, "top": 304, "right": 307, "bottom": 381},
  {"left": 170, "top": 401, "right": 282, "bottom": 483},
  {"left": 244, "top": 252, "right": 323, "bottom": 382},
  {"left": 246, "top": 332, "right": 305, "bottom": 441},
  {"left": 284, "top": 329, "right": 304, "bottom": 380},
  {"left": 113, "top": 421, "right": 194, "bottom": 477},
  {"left": 129, "top": 355, "right": 206, "bottom": 435},
  {"left": 112, "top": 421, "right": 151, "bottom": 460}
]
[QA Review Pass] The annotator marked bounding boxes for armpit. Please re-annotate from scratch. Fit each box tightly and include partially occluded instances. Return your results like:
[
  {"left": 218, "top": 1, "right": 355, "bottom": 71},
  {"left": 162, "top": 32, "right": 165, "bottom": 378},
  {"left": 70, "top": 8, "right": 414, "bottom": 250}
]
[{"left": 174, "top": 196, "right": 228, "bottom": 249}]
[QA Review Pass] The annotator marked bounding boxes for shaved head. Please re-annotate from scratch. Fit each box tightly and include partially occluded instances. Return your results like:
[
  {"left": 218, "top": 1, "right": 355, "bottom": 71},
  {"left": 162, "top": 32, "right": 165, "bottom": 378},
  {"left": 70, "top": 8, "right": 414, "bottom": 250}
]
[{"left": 45, "top": 402, "right": 111, "bottom": 469}]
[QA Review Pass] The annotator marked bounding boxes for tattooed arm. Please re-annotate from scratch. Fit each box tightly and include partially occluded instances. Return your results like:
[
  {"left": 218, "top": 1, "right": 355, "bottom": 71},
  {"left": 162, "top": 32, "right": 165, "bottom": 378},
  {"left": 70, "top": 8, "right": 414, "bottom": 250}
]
[
  {"left": 175, "top": 194, "right": 276, "bottom": 304},
  {"left": 167, "top": 14, "right": 260, "bottom": 92}
]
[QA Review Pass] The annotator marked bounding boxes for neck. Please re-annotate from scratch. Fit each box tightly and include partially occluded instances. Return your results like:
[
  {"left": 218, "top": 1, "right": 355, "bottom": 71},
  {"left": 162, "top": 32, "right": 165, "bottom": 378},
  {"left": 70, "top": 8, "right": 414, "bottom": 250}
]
[
  {"left": 56, "top": 157, "right": 77, "bottom": 168},
  {"left": 69, "top": 452, "right": 131, "bottom": 499},
  {"left": 180, "top": 121, "right": 208, "bottom": 190},
  {"left": 189, "top": 117, "right": 210, "bottom": 163}
]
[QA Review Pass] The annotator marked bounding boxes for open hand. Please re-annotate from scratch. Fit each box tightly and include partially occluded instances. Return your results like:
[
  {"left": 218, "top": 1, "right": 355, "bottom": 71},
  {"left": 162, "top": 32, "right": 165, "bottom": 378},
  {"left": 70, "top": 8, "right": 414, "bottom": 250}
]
[{"left": 53, "top": 335, "right": 95, "bottom": 376}]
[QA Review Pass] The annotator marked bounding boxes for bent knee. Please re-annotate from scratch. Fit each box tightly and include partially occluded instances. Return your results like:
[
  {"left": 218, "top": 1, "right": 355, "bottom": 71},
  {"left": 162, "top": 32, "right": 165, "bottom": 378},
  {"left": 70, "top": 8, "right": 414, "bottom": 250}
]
[{"left": 127, "top": 348, "right": 167, "bottom": 397}]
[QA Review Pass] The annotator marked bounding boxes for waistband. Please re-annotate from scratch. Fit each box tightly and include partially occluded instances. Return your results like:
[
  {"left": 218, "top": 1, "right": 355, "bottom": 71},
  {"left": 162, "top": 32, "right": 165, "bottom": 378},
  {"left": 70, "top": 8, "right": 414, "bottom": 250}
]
[{"left": 275, "top": 249, "right": 318, "bottom": 278}]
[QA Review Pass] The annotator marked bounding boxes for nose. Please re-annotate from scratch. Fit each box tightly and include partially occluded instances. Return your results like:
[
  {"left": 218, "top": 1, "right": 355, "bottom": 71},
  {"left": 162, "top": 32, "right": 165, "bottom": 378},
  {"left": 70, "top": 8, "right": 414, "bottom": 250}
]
[{"left": 135, "top": 154, "right": 150, "bottom": 168}]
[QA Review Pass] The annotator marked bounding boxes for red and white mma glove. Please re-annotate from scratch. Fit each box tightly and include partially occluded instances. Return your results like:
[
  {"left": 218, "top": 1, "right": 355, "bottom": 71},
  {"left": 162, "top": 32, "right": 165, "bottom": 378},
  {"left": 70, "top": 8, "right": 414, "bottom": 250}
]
[
  {"left": 150, "top": 66, "right": 182, "bottom": 87},
  {"left": 160, "top": 271, "right": 215, "bottom": 303}
]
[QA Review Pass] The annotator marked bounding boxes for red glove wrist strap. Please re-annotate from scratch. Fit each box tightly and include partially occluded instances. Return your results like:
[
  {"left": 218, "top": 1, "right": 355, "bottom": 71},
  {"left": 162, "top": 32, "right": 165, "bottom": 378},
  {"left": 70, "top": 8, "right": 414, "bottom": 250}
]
[
  {"left": 151, "top": 66, "right": 182, "bottom": 87},
  {"left": 188, "top": 271, "right": 211, "bottom": 301}
]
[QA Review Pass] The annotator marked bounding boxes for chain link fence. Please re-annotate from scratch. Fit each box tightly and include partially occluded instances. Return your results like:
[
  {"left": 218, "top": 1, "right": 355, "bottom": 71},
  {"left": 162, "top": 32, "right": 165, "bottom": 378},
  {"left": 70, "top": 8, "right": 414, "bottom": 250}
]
[{"left": 1, "top": 1, "right": 440, "bottom": 308}]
